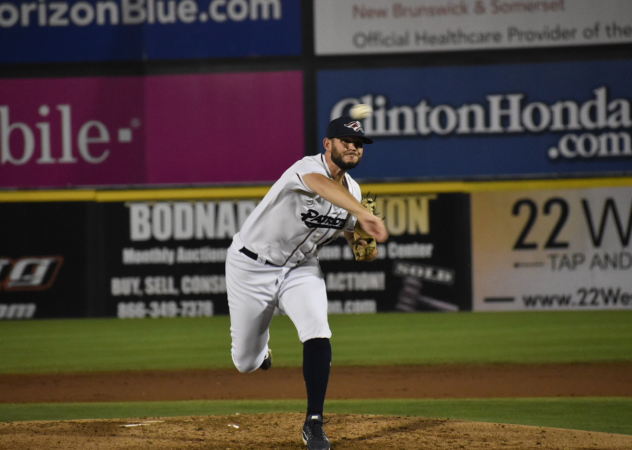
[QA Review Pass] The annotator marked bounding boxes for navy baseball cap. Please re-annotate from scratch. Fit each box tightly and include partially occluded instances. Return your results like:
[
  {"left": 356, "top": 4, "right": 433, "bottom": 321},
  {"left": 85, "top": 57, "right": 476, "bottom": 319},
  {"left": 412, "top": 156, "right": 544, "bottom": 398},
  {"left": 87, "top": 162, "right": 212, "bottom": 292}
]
[{"left": 326, "top": 116, "right": 374, "bottom": 144}]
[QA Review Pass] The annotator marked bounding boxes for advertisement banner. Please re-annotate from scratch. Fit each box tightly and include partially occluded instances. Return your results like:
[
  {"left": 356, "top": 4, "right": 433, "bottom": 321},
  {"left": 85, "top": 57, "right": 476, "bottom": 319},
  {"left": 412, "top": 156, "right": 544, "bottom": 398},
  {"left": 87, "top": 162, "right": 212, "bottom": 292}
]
[
  {"left": 144, "top": 71, "right": 304, "bottom": 185},
  {"left": 100, "top": 198, "right": 252, "bottom": 318},
  {"left": 0, "top": 77, "right": 147, "bottom": 188},
  {"left": 314, "top": 0, "right": 632, "bottom": 55},
  {"left": 100, "top": 190, "right": 472, "bottom": 318},
  {"left": 318, "top": 60, "right": 632, "bottom": 180},
  {"left": 472, "top": 186, "right": 632, "bottom": 311},
  {"left": 0, "top": 202, "right": 90, "bottom": 320},
  {"left": 0, "top": 71, "right": 304, "bottom": 188},
  {"left": 0, "top": 0, "right": 301, "bottom": 63},
  {"left": 319, "top": 192, "right": 472, "bottom": 313}
]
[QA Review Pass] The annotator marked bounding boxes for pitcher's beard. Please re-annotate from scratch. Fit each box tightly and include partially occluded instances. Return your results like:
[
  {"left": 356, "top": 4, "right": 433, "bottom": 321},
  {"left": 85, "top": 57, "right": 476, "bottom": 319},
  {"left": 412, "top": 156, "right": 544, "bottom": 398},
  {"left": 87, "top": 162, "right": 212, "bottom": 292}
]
[{"left": 332, "top": 153, "right": 361, "bottom": 171}]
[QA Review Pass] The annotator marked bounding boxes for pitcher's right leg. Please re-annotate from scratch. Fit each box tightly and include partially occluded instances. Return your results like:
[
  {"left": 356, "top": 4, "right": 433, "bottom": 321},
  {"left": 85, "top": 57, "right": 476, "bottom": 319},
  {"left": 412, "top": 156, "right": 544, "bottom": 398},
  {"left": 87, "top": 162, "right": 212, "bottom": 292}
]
[{"left": 225, "top": 243, "right": 281, "bottom": 373}]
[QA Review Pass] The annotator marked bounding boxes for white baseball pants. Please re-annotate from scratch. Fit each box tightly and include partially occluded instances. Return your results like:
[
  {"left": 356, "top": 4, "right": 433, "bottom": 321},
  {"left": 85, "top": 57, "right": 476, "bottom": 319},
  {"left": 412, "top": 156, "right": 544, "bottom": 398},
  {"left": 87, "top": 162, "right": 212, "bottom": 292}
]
[{"left": 225, "top": 238, "right": 332, "bottom": 373}]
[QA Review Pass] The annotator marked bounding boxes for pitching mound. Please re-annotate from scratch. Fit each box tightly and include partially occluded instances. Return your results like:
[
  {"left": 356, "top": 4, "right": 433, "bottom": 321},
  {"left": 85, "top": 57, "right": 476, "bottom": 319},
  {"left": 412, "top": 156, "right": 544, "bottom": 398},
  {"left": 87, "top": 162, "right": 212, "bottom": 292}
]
[{"left": 1, "top": 413, "right": 632, "bottom": 450}]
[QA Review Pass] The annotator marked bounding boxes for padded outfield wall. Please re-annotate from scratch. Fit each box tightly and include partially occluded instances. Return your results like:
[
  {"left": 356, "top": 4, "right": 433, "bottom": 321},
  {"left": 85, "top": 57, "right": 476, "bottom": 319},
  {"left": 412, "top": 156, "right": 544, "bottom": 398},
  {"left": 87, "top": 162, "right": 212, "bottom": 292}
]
[
  {"left": 1, "top": 178, "right": 631, "bottom": 319},
  {"left": 1, "top": 0, "right": 631, "bottom": 319}
]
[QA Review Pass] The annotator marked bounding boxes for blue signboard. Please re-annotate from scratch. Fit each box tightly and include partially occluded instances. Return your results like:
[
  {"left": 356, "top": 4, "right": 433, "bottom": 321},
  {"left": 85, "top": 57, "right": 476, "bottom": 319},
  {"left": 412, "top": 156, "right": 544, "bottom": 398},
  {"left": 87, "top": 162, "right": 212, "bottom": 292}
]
[
  {"left": 318, "top": 60, "right": 632, "bottom": 180},
  {"left": 0, "top": 0, "right": 301, "bottom": 63}
]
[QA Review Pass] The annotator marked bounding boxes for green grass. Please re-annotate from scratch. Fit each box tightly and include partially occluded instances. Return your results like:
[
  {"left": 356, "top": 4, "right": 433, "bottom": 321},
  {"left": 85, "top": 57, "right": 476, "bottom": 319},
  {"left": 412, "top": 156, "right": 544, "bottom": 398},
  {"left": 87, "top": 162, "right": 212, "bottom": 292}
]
[
  {"left": 1, "top": 311, "right": 631, "bottom": 374},
  {"left": 1, "top": 398, "right": 631, "bottom": 435},
  {"left": 1, "top": 311, "right": 631, "bottom": 435}
]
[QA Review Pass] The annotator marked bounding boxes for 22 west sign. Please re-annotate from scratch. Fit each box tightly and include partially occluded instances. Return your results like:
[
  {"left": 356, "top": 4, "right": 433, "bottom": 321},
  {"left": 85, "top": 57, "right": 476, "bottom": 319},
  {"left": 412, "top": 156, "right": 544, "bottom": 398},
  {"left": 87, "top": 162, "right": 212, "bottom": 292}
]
[
  {"left": 317, "top": 59, "right": 632, "bottom": 180},
  {"left": 471, "top": 184, "right": 632, "bottom": 311}
]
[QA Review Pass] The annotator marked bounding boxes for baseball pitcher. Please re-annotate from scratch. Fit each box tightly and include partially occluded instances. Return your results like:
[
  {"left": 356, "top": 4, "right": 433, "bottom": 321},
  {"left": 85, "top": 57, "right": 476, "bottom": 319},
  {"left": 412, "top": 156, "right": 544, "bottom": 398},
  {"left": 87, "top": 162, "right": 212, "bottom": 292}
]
[{"left": 225, "top": 115, "right": 388, "bottom": 450}]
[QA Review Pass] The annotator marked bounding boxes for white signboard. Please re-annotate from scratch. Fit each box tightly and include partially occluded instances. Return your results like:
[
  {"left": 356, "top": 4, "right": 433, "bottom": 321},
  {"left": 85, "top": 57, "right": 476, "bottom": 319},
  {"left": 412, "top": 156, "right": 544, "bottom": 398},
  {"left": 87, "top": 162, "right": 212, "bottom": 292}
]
[
  {"left": 472, "top": 186, "right": 632, "bottom": 311},
  {"left": 314, "top": 0, "right": 632, "bottom": 55}
]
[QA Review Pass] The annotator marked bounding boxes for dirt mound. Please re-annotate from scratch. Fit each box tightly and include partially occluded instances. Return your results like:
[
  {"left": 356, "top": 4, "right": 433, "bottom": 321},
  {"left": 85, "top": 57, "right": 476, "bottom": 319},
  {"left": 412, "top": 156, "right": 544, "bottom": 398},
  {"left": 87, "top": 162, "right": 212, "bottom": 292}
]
[{"left": 1, "top": 413, "right": 631, "bottom": 450}]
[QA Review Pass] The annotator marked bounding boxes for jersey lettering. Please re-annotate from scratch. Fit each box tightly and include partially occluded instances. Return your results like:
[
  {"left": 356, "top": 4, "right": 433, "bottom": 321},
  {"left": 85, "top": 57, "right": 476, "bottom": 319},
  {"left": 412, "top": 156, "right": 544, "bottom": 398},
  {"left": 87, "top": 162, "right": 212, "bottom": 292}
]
[{"left": 301, "top": 209, "right": 345, "bottom": 230}]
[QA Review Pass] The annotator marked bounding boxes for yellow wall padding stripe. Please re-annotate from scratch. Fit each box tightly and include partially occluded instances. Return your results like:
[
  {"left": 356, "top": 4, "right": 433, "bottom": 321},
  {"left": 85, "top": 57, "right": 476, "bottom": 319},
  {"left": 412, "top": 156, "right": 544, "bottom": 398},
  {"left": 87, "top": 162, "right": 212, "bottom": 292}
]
[
  {"left": 1, "top": 177, "right": 631, "bottom": 202},
  {"left": 0, "top": 190, "right": 97, "bottom": 202},
  {"left": 362, "top": 176, "right": 632, "bottom": 194},
  {"left": 94, "top": 186, "right": 272, "bottom": 202},
  {"left": 0, "top": 186, "right": 272, "bottom": 202}
]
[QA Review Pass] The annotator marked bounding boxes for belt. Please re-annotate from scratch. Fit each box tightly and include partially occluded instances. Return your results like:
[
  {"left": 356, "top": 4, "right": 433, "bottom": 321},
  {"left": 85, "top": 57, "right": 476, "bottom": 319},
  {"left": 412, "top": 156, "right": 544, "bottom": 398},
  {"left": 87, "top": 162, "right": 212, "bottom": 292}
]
[{"left": 239, "top": 247, "right": 276, "bottom": 266}]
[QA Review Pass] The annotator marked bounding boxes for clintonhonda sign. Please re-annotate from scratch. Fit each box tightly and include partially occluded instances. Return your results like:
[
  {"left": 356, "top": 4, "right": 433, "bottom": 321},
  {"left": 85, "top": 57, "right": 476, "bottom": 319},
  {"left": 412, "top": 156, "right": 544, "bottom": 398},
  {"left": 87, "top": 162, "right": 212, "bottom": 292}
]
[
  {"left": 318, "top": 60, "right": 632, "bottom": 180},
  {"left": 332, "top": 87, "right": 631, "bottom": 162}
]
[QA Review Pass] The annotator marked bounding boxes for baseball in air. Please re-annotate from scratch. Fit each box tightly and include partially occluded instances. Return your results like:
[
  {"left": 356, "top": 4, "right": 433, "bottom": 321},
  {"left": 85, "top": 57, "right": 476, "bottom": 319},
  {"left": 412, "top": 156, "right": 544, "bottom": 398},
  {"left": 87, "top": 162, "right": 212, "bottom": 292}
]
[{"left": 350, "top": 103, "right": 373, "bottom": 120}]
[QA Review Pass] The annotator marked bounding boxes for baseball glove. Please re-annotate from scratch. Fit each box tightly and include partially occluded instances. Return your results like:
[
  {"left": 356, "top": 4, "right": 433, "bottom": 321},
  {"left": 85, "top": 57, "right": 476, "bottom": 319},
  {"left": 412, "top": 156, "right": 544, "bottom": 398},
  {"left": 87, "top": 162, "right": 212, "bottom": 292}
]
[{"left": 353, "top": 194, "right": 378, "bottom": 261}]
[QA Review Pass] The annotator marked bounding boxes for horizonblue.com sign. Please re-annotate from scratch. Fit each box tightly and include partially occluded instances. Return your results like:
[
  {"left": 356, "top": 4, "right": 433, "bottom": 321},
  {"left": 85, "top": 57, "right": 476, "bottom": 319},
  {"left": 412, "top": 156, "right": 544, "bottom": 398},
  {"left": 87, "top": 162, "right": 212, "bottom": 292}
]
[
  {"left": 0, "top": 0, "right": 301, "bottom": 62},
  {"left": 318, "top": 60, "right": 632, "bottom": 180}
]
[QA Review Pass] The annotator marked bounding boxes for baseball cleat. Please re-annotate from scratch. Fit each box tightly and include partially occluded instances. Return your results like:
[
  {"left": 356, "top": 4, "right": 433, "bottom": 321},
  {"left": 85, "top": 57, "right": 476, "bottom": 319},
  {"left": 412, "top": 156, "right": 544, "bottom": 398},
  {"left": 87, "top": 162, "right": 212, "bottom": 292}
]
[
  {"left": 259, "top": 349, "right": 272, "bottom": 371},
  {"left": 302, "top": 414, "right": 331, "bottom": 450}
]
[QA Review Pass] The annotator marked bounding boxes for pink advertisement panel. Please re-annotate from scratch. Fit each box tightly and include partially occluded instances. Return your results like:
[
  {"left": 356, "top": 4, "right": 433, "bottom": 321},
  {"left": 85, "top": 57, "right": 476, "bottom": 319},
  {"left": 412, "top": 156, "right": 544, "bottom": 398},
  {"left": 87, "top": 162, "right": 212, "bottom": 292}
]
[
  {"left": 145, "top": 71, "right": 304, "bottom": 185},
  {"left": 0, "top": 72, "right": 304, "bottom": 189},
  {"left": 0, "top": 77, "right": 146, "bottom": 188}
]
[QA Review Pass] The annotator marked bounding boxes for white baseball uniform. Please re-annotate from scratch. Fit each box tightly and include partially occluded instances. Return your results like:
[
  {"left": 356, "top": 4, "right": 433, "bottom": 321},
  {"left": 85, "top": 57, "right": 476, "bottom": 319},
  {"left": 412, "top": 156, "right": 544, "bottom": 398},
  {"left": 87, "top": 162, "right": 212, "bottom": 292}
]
[{"left": 225, "top": 154, "right": 361, "bottom": 373}]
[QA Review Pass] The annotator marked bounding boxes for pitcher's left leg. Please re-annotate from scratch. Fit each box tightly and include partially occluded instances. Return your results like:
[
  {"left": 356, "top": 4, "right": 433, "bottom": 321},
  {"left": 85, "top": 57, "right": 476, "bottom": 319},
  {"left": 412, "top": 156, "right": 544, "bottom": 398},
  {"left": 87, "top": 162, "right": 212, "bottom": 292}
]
[{"left": 279, "top": 260, "right": 332, "bottom": 450}]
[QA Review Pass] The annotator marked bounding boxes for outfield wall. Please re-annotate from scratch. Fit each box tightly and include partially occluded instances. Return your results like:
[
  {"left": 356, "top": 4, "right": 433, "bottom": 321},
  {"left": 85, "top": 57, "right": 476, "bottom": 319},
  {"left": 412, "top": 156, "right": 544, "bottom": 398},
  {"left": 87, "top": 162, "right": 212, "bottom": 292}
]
[
  {"left": 2, "top": 2, "right": 631, "bottom": 190},
  {"left": 1, "top": 178, "right": 630, "bottom": 320},
  {"left": 2, "top": 1, "right": 631, "bottom": 319}
]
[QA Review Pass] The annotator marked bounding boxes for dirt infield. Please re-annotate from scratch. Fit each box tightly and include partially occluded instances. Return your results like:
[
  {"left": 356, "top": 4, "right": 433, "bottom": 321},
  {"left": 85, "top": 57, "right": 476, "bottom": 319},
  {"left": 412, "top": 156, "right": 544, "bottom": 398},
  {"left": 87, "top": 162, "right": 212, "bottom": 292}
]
[
  {"left": 2, "top": 413, "right": 632, "bottom": 450},
  {"left": 1, "top": 363, "right": 632, "bottom": 449},
  {"left": 1, "top": 362, "right": 631, "bottom": 403}
]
